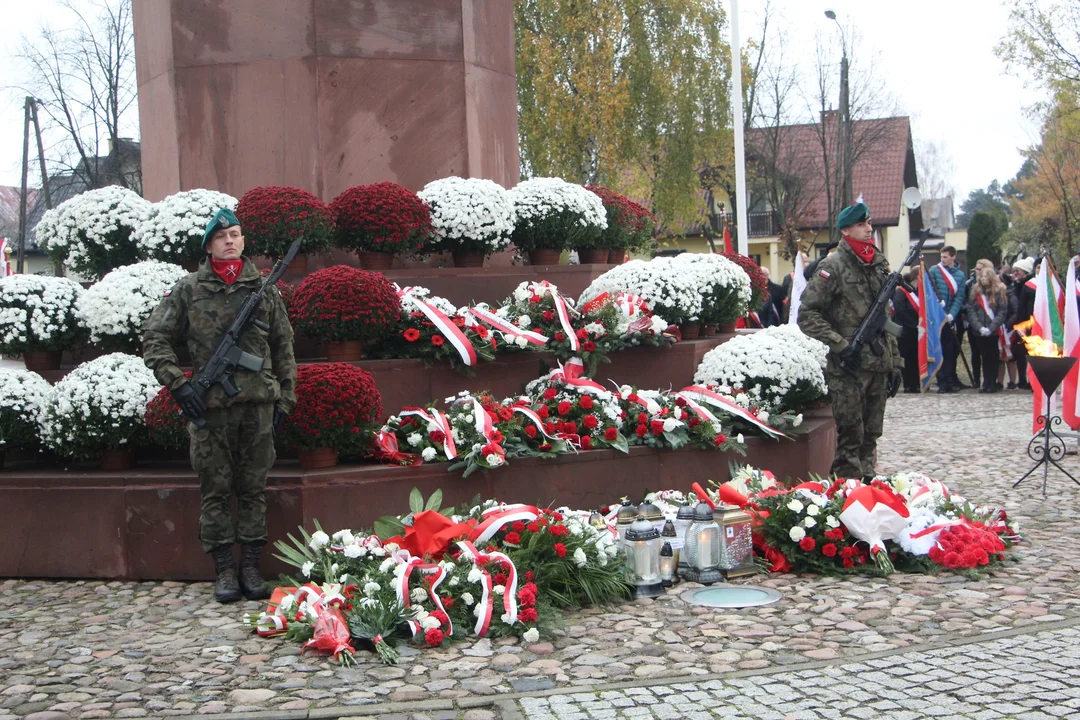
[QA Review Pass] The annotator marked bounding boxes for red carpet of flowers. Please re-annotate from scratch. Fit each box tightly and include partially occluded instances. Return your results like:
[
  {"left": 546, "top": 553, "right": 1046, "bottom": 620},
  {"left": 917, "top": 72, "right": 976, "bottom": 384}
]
[
  {"left": 289, "top": 266, "right": 401, "bottom": 343},
  {"left": 281, "top": 363, "right": 382, "bottom": 454},
  {"left": 330, "top": 182, "right": 434, "bottom": 256},
  {"left": 236, "top": 185, "right": 335, "bottom": 257}
]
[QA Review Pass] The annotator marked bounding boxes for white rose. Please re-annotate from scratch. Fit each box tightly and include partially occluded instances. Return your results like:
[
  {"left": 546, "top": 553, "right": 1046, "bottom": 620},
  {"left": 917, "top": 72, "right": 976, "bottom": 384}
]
[
  {"left": 308, "top": 531, "right": 330, "bottom": 550},
  {"left": 467, "top": 568, "right": 483, "bottom": 583},
  {"left": 573, "top": 547, "right": 588, "bottom": 567},
  {"left": 462, "top": 592, "right": 475, "bottom": 606},
  {"left": 485, "top": 453, "right": 504, "bottom": 467},
  {"left": 786, "top": 499, "right": 804, "bottom": 513},
  {"left": 494, "top": 585, "right": 505, "bottom": 595},
  {"left": 825, "top": 515, "right": 840, "bottom": 529},
  {"left": 517, "top": 314, "right": 531, "bottom": 328},
  {"left": 803, "top": 516, "right": 817, "bottom": 528},
  {"left": 515, "top": 335, "right": 530, "bottom": 348},
  {"left": 411, "top": 587, "right": 428, "bottom": 603},
  {"left": 523, "top": 628, "right": 540, "bottom": 643},
  {"left": 301, "top": 561, "right": 315, "bottom": 577},
  {"left": 421, "top": 447, "right": 437, "bottom": 462},
  {"left": 788, "top": 526, "right": 806, "bottom": 542},
  {"left": 806, "top": 504, "right": 820, "bottom": 517}
]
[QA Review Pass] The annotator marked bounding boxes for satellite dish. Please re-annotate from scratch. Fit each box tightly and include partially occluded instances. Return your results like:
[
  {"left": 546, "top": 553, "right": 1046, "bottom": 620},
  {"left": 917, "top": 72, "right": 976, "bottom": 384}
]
[{"left": 902, "top": 187, "right": 923, "bottom": 210}]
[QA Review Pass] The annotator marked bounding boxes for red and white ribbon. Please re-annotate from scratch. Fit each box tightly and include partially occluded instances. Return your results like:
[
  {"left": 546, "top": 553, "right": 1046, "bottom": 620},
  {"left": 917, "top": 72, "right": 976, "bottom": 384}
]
[
  {"left": 256, "top": 582, "right": 326, "bottom": 637},
  {"left": 400, "top": 407, "right": 458, "bottom": 458},
  {"left": 677, "top": 386, "right": 786, "bottom": 438},
  {"left": 398, "top": 289, "right": 477, "bottom": 366},
  {"left": 536, "top": 281, "right": 580, "bottom": 351},
  {"left": 468, "top": 504, "right": 541, "bottom": 545},
  {"left": 552, "top": 358, "right": 610, "bottom": 396},
  {"left": 512, "top": 406, "right": 558, "bottom": 440},
  {"left": 468, "top": 306, "right": 549, "bottom": 347},
  {"left": 395, "top": 558, "right": 454, "bottom": 639},
  {"left": 456, "top": 540, "right": 520, "bottom": 636},
  {"left": 468, "top": 398, "right": 506, "bottom": 462},
  {"left": 678, "top": 394, "right": 720, "bottom": 424}
]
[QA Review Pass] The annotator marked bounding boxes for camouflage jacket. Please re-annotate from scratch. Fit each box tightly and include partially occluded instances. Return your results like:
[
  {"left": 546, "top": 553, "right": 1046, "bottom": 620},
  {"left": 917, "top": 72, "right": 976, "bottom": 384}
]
[
  {"left": 798, "top": 240, "right": 901, "bottom": 374},
  {"left": 142, "top": 258, "right": 297, "bottom": 411}
]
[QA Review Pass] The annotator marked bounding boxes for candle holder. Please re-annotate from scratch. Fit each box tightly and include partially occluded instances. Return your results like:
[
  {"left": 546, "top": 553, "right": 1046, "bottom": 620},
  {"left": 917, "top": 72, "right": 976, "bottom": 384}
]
[{"left": 1014, "top": 355, "right": 1080, "bottom": 496}]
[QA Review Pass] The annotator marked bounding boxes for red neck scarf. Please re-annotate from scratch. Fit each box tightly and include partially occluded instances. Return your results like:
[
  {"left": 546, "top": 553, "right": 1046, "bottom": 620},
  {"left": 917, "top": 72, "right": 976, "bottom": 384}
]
[
  {"left": 210, "top": 258, "right": 243, "bottom": 284},
  {"left": 844, "top": 236, "right": 876, "bottom": 264}
]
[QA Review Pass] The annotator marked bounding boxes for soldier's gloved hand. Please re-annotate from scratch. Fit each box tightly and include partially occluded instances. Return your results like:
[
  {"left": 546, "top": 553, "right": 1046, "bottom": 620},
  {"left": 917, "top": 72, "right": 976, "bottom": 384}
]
[
  {"left": 838, "top": 344, "right": 860, "bottom": 375},
  {"left": 887, "top": 370, "right": 902, "bottom": 398},
  {"left": 171, "top": 382, "right": 206, "bottom": 421},
  {"left": 273, "top": 407, "right": 288, "bottom": 435},
  {"left": 980, "top": 327, "right": 992, "bottom": 337}
]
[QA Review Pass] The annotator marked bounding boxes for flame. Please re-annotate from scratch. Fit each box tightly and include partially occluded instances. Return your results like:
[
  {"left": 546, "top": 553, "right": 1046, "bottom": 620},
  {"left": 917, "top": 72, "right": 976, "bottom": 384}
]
[
  {"left": 1012, "top": 318, "right": 1063, "bottom": 356},
  {"left": 1014, "top": 318, "right": 1034, "bottom": 333}
]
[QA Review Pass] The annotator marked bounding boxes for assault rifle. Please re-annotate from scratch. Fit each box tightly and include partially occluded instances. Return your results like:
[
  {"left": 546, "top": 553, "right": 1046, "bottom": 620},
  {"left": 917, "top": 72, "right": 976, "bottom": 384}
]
[
  {"left": 838, "top": 229, "right": 931, "bottom": 377},
  {"left": 187, "top": 237, "right": 303, "bottom": 427}
]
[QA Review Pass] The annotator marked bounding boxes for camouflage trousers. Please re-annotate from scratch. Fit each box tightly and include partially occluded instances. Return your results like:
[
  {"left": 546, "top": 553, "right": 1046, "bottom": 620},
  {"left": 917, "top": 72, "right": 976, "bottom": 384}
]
[
  {"left": 189, "top": 402, "right": 276, "bottom": 553},
  {"left": 826, "top": 369, "right": 888, "bottom": 479}
]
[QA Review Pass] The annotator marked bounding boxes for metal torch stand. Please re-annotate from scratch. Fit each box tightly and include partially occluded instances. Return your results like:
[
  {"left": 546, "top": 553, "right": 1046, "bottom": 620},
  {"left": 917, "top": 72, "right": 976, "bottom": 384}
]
[{"left": 1014, "top": 413, "right": 1080, "bottom": 496}]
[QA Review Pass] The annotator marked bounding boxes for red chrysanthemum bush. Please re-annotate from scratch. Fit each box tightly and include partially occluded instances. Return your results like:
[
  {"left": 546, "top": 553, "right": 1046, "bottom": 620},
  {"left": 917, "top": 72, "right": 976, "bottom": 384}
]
[
  {"left": 330, "top": 182, "right": 434, "bottom": 256},
  {"left": 584, "top": 185, "right": 654, "bottom": 252},
  {"left": 720, "top": 252, "right": 769, "bottom": 311},
  {"left": 290, "top": 265, "right": 401, "bottom": 343},
  {"left": 236, "top": 186, "right": 335, "bottom": 258},
  {"left": 280, "top": 363, "right": 383, "bottom": 454},
  {"left": 145, "top": 372, "right": 191, "bottom": 451}
]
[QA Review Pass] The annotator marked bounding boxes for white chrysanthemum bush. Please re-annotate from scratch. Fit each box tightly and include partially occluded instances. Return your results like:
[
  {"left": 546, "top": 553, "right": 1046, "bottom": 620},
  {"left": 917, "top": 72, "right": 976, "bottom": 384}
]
[
  {"left": 694, "top": 324, "right": 828, "bottom": 416},
  {"left": 0, "top": 369, "right": 53, "bottom": 454},
  {"left": 133, "top": 189, "right": 238, "bottom": 264},
  {"left": 509, "top": 177, "right": 607, "bottom": 253},
  {"left": 578, "top": 257, "right": 703, "bottom": 325},
  {"left": 35, "top": 185, "right": 153, "bottom": 280},
  {"left": 77, "top": 261, "right": 188, "bottom": 352},
  {"left": 418, "top": 177, "right": 515, "bottom": 257},
  {"left": 0, "top": 274, "right": 86, "bottom": 355},
  {"left": 40, "top": 353, "right": 159, "bottom": 461},
  {"left": 670, "top": 252, "right": 753, "bottom": 327}
]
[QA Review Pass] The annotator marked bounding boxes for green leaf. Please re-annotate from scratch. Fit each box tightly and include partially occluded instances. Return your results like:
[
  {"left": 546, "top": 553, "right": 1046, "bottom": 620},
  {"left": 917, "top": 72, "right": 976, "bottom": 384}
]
[
  {"left": 424, "top": 489, "right": 444, "bottom": 512},
  {"left": 610, "top": 433, "right": 630, "bottom": 454},
  {"left": 374, "top": 516, "right": 405, "bottom": 540},
  {"left": 409, "top": 487, "right": 424, "bottom": 514}
]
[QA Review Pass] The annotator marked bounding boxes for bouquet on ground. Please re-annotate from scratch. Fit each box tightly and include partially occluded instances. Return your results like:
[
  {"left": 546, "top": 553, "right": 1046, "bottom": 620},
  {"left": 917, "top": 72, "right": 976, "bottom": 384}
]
[
  {"left": 76, "top": 261, "right": 188, "bottom": 353},
  {"left": 36, "top": 185, "right": 153, "bottom": 280},
  {"left": 331, "top": 182, "right": 434, "bottom": 258},
  {"left": 619, "top": 387, "right": 746, "bottom": 454},
  {"left": 279, "top": 364, "right": 382, "bottom": 456},
  {"left": 289, "top": 265, "right": 401, "bottom": 347},
  {"left": 368, "top": 285, "right": 496, "bottom": 371},
  {"left": 0, "top": 369, "right": 53, "bottom": 454},
  {"left": 671, "top": 252, "right": 753, "bottom": 327},
  {"left": 133, "top": 189, "right": 239, "bottom": 264},
  {"left": 509, "top": 177, "right": 607, "bottom": 255},
  {"left": 145, "top": 372, "right": 191, "bottom": 451},
  {"left": 236, "top": 186, "right": 335, "bottom": 258},
  {"left": 418, "top": 177, "right": 515, "bottom": 258},
  {"left": 0, "top": 274, "right": 86, "bottom": 357},
  {"left": 583, "top": 185, "right": 654, "bottom": 254},
  {"left": 39, "top": 353, "right": 159, "bottom": 461},
  {"left": 578, "top": 258, "right": 703, "bottom": 326}
]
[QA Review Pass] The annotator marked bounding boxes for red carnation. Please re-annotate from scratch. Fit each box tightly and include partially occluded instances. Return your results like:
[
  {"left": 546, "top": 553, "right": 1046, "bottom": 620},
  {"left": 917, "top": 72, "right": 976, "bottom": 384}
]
[
  {"left": 580, "top": 436, "right": 593, "bottom": 449},
  {"left": 579, "top": 395, "right": 594, "bottom": 410},
  {"left": 544, "top": 421, "right": 557, "bottom": 434},
  {"left": 519, "top": 607, "right": 538, "bottom": 623},
  {"left": 563, "top": 421, "right": 578, "bottom": 434},
  {"left": 799, "top": 537, "right": 816, "bottom": 552},
  {"left": 430, "top": 610, "right": 450, "bottom": 626},
  {"left": 635, "top": 424, "right": 648, "bottom": 437},
  {"left": 604, "top": 427, "right": 618, "bottom": 441},
  {"left": 511, "top": 521, "right": 527, "bottom": 532},
  {"left": 429, "top": 430, "right": 445, "bottom": 444},
  {"left": 493, "top": 573, "right": 508, "bottom": 586},
  {"left": 842, "top": 557, "right": 855, "bottom": 568},
  {"left": 543, "top": 388, "right": 558, "bottom": 400},
  {"left": 524, "top": 425, "right": 538, "bottom": 439},
  {"left": 582, "top": 414, "right": 599, "bottom": 429},
  {"left": 553, "top": 543, "right": 567, "bottom": 558},
  {"left": 688, "top": 416, "right": 701, "bottom": 428},
  {"left": 537, "top": 404, "right": 549, "bottom": 419},
  {"left": 504, "top": 532, "right": 522, "bottom": 545},
  {"left": 554, "top": 331, "right": 565, "bottom": 341},
  {"left": 549, "top": 525, "right": 569, "bottom": 537},
  {"left": 557, "top": 401, "right": 572, "bottom": 416},
  {"left": 525, "top": 572, "right": 534, "bottom": 582},
  {"left": 517, "top": 588, "right": 537, "bottom": 607},
  {"left": 431, "top": 334, "right": 445, "bottom": 346},
  {"left": 403, "top": 328, "right": 421, "bottom": 342},
  {"left": 542, "top": 310, "right": 555, "bottom": 321},
  {"left": 424, "top": 628, "right": 444, "bottom": 647},
  {"left": 650, "top": 420, "right": 664, "bottom": 436},
  {"left": 583, "top": 341, "right": 596, "bottom": 352},
  {"left": 526, "top": 522, "right": 540, "bottom": 533},
  {"left": 441, "top": 595, "right": 454, "bottom": 609},
  {"left": 821, "top": 543, "right": 838, "bottom": 557},
  {"left": 576, "top": 328, "right": 588, "bottom": 340},
  {"left": 637, "top": 412, "right": 648, "bottom": 423},
  {"left": 715, "top": 433, "right": 727, "bottom": 444}
]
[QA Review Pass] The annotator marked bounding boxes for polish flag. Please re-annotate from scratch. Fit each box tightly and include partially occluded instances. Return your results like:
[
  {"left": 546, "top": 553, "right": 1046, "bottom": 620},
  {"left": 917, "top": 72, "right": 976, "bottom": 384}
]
[
  {"left": 1030, "top": 258, "right": 1066, "bottom": 431},
  {"left": 1063, "top": 257, "right": 1080, "bottom": 430},
  {"left": 788, "top": 253, "right": 807, "bottom": 326}
]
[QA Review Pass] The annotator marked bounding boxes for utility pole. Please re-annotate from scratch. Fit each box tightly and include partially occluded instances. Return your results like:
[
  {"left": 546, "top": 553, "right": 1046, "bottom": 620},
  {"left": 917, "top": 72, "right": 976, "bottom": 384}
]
[
  {"left": 730, "top": 0, "right": 749, "bottom": 256},
  {"left": 16, "top": 97, "right": 32, "bottom": 275},
  {"left": 840, "top": 51, "right": 851, "bottom": 208}
]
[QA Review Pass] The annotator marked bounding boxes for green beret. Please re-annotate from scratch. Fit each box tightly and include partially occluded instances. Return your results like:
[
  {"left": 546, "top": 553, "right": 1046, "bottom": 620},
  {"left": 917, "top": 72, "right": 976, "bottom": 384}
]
[
  {"left": 202, "top": 207, "right": 240, "bottom": 248},
  {"left": 836, "top": 202, "right": 870, "bottom": 230}
]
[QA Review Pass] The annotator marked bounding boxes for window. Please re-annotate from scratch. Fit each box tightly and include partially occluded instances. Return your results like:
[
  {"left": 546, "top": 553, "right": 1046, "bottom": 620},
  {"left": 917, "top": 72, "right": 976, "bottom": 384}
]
[{"left": 750, "top": 254, "right": 762, "bottom": 266}]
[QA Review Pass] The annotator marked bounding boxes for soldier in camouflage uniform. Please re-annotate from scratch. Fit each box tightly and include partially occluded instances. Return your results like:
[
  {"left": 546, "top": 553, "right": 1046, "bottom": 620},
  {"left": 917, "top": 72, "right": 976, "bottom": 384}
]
[
  {"left": 798, "top": 202, "right": 902, "bottom": 480},
  {"left": 143, "top": 208, "right": 297, "bottom": 603}
]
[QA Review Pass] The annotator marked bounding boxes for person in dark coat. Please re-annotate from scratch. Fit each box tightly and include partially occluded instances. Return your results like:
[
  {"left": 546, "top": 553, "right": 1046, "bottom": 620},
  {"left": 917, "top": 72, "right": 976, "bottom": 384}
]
[
  {"left": 1010, "top": 257, "right": 1035, "bottom": 390},
  {"left": 892, "top": 268, "right": 921, "bottom": 393},
  {"left": 966, "top": 266, "right": 1009, "bottom": 393}
]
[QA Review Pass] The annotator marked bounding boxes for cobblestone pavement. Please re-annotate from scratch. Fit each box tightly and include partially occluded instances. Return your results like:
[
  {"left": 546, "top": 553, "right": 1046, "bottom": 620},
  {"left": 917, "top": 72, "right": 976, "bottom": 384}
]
[{"left": 0, "top": 389, "right": 1077, "bottom": 719}]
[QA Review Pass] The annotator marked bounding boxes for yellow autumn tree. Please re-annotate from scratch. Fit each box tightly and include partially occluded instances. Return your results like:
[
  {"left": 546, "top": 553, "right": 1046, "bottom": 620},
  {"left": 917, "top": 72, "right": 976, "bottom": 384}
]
[{"left": 515, "top": 0, "right": 733, "bottom": 237}]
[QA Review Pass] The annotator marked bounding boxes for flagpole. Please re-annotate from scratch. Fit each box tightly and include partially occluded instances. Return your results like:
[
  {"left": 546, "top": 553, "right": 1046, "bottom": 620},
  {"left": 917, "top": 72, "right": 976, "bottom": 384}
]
[{"left": 730, "top": 0, "right": 749, "bottom": 257}]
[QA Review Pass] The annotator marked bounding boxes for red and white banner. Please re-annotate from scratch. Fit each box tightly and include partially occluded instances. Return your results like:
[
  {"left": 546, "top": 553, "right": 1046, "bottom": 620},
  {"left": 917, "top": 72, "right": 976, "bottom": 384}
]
[
  {"left": 535, "top": 281, "right": 580, "bottom": 351},
  {"left": 511, "top": 406, "right": 558, "bottom": 440},
  {"left": 455, "top": 540, "right": 520, "bottom": 636},
  {"left": 400, "top": 407, "right": 458, "bottom": 458},
  {"left": 468, "top": 504, "right": 541, "bottom": 545},
  {"left": 395, "top": 558, "right": 454, "bottom": 639},
  {"left": 398, "top": 289, "right": 477, "bottom": 366},
  {"left": 677, "top": 385, "right": 786, "bottom": 438},
  {"left": 468, "top": 305, "right": 549, "bottom": 347},
  {"left": 552, "top": 357, "right": 610, "bottom": 396}
]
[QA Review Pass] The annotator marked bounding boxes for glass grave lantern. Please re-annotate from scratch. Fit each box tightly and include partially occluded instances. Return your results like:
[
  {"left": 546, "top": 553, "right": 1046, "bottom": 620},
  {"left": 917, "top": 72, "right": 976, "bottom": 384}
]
[
  {"left": 638, "top": 500, "right": 664, "bottom": 531},
  {"left": 713, "top": 503, "right": 756, "bottom": 579},
  {"left": 589, "top": 511, "right": 606, "bottom": 529},
  {"left": 616, "top": 504, "right": 639, "bottom": 542},
  {"left": 659, "top": 542, "right": 676, "bottom": 587},
  {"left": 682, "top": 502, "right": 723, "bottom": 585},
  {"left": 674, "top": 503, "right": 696, "bottom": 575},
  {"left": 623, "top": 515, "right": 664, "bottom": 598}
]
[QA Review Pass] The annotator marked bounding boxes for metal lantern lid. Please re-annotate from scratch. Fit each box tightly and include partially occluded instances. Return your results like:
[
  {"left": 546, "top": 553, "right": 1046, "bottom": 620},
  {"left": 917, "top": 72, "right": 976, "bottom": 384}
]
[
  {"left": 616, "top": 505, "right": 639, "bottom": 524},
  {"left": 638, "top": 501, "right": 663, "bottom": 523},
  {"left": 625, "top": 516, "right": 661, "bottom": 541},
  {"left": 660, "top": 542, "right": 673, "bottom": 557},
  {"left": 713, "top": 503, "right": 750, "bottom": 524},
  {"left": 676, "top": 503, "right": 696, "bottom": 520},
  {"left": 692, "top": 502, "right": 714, "bottom": 522},
  {"left": 661, "top": 519, "right": 677, "bottom": 537},
  {"left": 589, "top": 511, "right": 606, "bottom": 528}
]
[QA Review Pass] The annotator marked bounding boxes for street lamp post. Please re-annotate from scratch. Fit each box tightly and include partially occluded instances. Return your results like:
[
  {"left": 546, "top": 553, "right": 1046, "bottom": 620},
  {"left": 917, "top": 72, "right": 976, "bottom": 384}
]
[{"left": 825, "top": 10, "right": 852, "bottom": 211}]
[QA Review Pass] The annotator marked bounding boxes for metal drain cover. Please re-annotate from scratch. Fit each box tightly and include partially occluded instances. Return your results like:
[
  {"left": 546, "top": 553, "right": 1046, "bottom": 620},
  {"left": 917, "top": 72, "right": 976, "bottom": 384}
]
[{"left": 680, "top": 586, "right": 782, "bottom": 608}]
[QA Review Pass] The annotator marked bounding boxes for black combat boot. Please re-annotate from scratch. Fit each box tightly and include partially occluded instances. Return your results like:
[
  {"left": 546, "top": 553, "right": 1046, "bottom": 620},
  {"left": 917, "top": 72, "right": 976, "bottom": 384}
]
[
  {"left": 239, "top": 543, "right": 271, "bottom": 601},
  {"left": 211, "top": 545, "right": 242, "bottom": 603}
]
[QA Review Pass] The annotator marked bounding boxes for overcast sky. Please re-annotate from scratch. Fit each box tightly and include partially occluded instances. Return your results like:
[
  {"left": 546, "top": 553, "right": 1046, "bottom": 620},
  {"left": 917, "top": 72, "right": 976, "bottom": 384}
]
[{"left": 0, "top": 0, "right": 1046, "bottom": 207}]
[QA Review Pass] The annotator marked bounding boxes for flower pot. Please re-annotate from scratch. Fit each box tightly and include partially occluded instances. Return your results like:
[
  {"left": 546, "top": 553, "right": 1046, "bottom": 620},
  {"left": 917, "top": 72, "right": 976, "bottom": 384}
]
[
  {"left": 452, "top": 251, "right": 486, "bottom": 268},
  {"left": 703, "top": 324, "right": 718, "bottom": 336},
  {"left": 679, "top": 322, "right": 701, "bottom": 340},
  {"left": 99, "top": 449, "right": 135, "bottom": 472},
  {"left": 325, "top": 341, "right": 364, "bottom": 362},
  {"left": 358, "top": 251, "right": 394, "bottom": 270},
  {"left": 528, "top": 248, "right": 562, "bottom": 266},
  {"left": 608, "top": 249, "right": 626, "bottom": 264},
  {"left": 298, "top": 447, "right": 339, "bottom": 469},
  {"left": 23, "top": 351, "right": 62, "bottom": 372},
  {"left": 577, "top": 248, "right": 608, "bottom": 264},
  {"left": 718, "top": 321, "right": 738, "bottom": 333}
]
